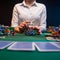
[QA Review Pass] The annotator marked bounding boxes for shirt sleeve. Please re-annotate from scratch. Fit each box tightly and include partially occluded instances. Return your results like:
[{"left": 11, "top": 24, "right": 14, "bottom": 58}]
[
  {"left": 11, "top": 5, "right": 19, "bottom": 27},
  {"left": 39, "top": 5, "right": 47, "bottom": 31}
]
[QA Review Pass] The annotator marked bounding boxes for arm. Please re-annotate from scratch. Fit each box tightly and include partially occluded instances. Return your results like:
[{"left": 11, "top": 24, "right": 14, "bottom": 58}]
[
  {"left": 11, "top": 5, "right": 20, "bottom": 32},
  {"left": 39, "top": 5, "right": 47, "bottom": 32},
  {"left": 33, "top": 5, "right": 47, "bottom": 33},
  {"left": 11, "top": 5, "right": 19, "bottom": 27}
]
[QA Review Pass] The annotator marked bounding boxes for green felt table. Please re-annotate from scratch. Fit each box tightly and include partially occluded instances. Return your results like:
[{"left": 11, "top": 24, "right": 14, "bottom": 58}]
[
  {"left": 0, "top": 33, "right": 56, "bottom": 42},
  {"left": 0, "top": 33, "right": 60, "bottom": 60}
]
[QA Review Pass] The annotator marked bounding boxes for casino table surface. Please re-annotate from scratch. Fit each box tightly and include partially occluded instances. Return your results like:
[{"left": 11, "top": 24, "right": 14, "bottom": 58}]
[
  {"left": 0, "top": 33, "right": 57, "bottom": 42},
  {"left": 0, "top": 33, "right": 60, "bottom": 60}
]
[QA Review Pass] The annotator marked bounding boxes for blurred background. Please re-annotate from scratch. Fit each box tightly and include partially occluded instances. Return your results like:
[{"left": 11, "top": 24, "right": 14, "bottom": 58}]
[{"left": 0, "top": 0, "right": 60, "bottom": 27}]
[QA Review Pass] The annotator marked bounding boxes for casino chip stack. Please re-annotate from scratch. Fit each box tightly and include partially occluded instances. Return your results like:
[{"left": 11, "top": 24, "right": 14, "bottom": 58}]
[{"left": 24, "top": 27, "right": 37, "bottom": 36}]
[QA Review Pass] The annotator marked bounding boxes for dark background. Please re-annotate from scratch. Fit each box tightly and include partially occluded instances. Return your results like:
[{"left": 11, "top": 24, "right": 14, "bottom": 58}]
[{"left": 0, "top": 0, "right": 60, "bottom": 27}]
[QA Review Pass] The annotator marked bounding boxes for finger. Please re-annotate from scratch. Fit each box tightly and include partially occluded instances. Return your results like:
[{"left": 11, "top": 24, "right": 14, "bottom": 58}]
[
  {"left": 33, "top": 26, "right": 39, "bottom": 30},
  {"left": 24, "top": 20, "right": 30, "bottom": 23},
  {"left": 25, "top": 21, "right": 30, "bottom": 23}
]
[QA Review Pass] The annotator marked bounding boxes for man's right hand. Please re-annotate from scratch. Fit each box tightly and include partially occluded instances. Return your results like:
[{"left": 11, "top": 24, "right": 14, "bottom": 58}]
[
  {"left": 19, "top": 21, "right": 30, "bottom": 29},
  {"left": 14, "top": 21, "right": 30, "bottom": 33},
  {"left": 14, "top": 26, "right": 20, "bottom": 33}
]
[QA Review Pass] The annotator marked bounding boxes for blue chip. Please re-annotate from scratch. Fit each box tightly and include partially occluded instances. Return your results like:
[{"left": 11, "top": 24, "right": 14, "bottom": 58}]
[{"left": 25, "top": 30, "right": 36, "bottom": 36}]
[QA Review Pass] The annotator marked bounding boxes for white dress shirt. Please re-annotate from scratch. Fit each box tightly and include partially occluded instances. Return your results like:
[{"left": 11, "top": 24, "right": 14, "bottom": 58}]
[{"left": 11, "top": 1, "right": 47, "bottom": 31}]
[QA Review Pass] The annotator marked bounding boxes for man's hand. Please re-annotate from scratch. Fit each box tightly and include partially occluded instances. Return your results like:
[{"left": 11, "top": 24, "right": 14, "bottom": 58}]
[
  {"left": 29, "top": 26, "right": 42, "bottom": 34},
  {"left": 19, "top": 21, "right": 30, "bottom": 29},
  {"left": 14, "top": 21, "right": 30, "bottom": 33},
  {"left": 33, "top": 26, "right": 39, "bottom": 30},
  {"left": 19, "top": 21, "right": 30, "bottom": 33},
  {"left": 14, "top": 26, "right": 20, "bottom": 33}
]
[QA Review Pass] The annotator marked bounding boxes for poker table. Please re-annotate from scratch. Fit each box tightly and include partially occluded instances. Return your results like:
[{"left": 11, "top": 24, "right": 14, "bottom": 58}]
[{"left": 0, "top": 33, "right": 60, "bottom": 60}]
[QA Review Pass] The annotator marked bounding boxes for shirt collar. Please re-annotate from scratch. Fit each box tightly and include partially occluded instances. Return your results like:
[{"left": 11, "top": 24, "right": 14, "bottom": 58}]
[{"left": 20, "top": 1, "right": 38, "bottom": 7}]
